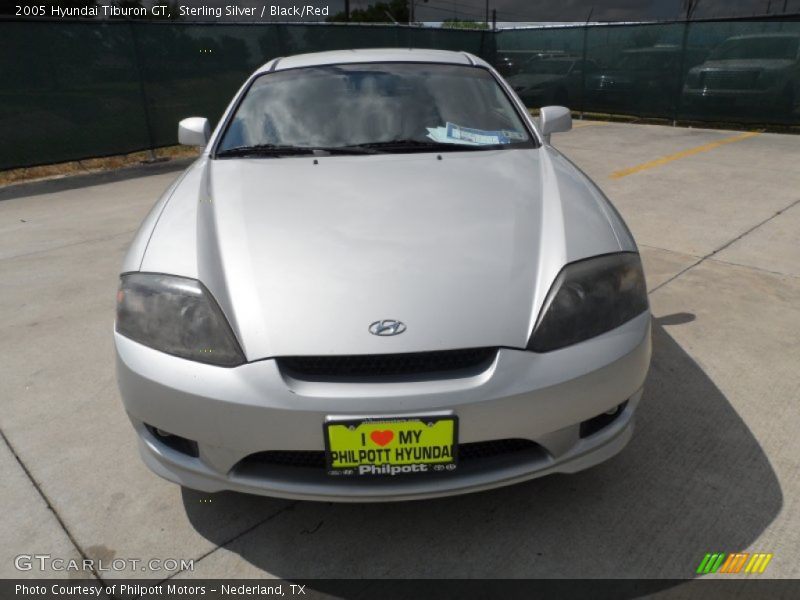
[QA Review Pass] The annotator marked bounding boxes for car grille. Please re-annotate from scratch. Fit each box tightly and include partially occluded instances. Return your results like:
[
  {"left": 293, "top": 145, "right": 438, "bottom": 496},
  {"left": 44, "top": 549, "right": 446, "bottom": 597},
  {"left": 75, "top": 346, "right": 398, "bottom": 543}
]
[
  {"left": 276, "top": 347, "right": 497, "bottom": 380},
  {"left": 237, "top": 439, "right": 544, "bottom": 471},
  {"left": 244, "top": 450, "right": 327, "bottom": 469},
  {"left": 701, "top": 70, "right": 759, "bottom": 90}
]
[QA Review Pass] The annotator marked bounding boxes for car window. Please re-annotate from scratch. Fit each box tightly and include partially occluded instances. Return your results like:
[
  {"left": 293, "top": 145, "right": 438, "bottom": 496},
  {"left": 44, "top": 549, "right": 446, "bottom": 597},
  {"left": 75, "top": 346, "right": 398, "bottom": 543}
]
[{"left": 217, "top": 63, "right": 532, "bottom": 153}]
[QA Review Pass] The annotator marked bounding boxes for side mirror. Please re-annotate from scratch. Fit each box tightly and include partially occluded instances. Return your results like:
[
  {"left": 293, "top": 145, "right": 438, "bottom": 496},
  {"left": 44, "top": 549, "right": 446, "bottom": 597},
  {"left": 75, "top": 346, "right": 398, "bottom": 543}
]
[
  {"left": 178, "top": 117, "right": 210, "bottom": 147},
  {"left": 539, "top": 106, "right": 572, "bottom": 144}
]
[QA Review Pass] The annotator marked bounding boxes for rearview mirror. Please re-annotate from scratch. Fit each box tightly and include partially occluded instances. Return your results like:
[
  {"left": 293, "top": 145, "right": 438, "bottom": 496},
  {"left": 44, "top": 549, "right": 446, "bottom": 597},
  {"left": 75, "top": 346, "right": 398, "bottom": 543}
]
[
  {"left": 178, "top": 117, "right": 210, "bottom": 147},
  {"left": 539, "top": 106, "right": 572, "bottom": 144}
]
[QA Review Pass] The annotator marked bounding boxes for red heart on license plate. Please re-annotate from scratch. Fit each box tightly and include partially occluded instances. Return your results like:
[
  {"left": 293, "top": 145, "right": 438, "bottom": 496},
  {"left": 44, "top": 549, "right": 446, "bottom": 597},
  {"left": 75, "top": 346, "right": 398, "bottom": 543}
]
[{"left": 370, "top": 430, "right": 394, "bottom": 446}]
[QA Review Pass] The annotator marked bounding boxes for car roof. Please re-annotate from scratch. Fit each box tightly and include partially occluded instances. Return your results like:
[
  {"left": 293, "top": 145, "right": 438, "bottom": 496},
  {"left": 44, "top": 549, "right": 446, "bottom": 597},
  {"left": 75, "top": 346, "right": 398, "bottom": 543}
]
[{"left": 257, "top": 48, "right": 490, "bottom": 74}]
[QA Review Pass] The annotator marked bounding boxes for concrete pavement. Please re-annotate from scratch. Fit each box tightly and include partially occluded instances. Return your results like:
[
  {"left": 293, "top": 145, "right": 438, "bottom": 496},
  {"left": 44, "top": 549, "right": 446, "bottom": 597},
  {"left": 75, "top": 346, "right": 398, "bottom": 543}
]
[{"left": 1, "top": 121, "right": 798, "bottom": 591}]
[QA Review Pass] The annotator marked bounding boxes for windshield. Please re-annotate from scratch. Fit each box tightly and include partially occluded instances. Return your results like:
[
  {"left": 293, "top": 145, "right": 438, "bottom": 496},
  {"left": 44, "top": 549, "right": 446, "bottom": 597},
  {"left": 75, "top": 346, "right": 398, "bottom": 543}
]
[
  {"left": 216, "top": 63, "right": 533, "bottom": 156},
  {"left": 710, "top": 37, "right": 799, "bottom": 61}
]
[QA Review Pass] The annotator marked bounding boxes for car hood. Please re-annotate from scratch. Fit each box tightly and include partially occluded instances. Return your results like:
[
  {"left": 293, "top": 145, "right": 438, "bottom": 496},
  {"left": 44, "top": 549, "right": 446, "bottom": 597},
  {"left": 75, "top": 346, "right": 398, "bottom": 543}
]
[{"left": 138, "top": 149, "right": 628, "bottom": 359}]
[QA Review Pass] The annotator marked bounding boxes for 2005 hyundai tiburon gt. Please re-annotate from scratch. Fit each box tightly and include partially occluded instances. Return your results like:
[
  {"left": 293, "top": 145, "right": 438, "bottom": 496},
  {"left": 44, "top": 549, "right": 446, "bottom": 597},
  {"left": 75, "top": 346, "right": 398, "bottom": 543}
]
[{"left": 115, "top": 48, "right": 651, "bottom": 501}]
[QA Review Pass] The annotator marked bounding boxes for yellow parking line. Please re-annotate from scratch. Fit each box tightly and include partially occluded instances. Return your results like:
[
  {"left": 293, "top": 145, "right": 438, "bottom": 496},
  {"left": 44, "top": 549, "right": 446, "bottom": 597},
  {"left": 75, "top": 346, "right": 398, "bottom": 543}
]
[{"left": 610, "top": 130, "right": 761, "bottom": 179}]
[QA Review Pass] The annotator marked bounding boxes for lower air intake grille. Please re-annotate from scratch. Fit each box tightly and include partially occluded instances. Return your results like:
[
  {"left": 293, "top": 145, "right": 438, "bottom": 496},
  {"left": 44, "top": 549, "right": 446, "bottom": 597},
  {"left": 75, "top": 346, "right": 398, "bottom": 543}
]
[
  {"left": 245, "top": 450, "right": 327, "bottom": 469},
  {"left": 277, "top": 347, "right": 497, "bottom": 380},
  {"left": 238, "top": 439, "right": 542, "bottom": 471},
  {"left": 457, "top": 438, "right": 539, "bottom": 462}
]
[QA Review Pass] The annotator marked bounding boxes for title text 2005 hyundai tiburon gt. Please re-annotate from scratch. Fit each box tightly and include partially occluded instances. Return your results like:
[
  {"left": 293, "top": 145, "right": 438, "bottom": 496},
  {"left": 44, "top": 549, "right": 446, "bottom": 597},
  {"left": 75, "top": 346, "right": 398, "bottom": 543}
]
[{"left": 115, "top": 48, "right": 651, "bottom": 502}]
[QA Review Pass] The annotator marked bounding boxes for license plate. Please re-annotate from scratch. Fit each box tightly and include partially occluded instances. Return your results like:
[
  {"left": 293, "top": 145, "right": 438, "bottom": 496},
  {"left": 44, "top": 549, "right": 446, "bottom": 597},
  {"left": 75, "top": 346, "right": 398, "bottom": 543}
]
[{"left": 324, "top": 416, "right": 458, "bottom": 477}]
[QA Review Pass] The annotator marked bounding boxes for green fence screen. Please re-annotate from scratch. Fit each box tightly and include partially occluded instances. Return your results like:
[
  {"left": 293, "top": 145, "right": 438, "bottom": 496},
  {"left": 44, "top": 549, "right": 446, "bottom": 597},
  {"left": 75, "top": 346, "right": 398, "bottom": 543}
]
[
  {"left": 1, "top": 19, "right": 798, "bottom": 170},
  {"left": 497, "top": 20, "right": 800, "bottom": 125},
  {"left": 0, "top": 22, "right": 492, "bottom": 170}
]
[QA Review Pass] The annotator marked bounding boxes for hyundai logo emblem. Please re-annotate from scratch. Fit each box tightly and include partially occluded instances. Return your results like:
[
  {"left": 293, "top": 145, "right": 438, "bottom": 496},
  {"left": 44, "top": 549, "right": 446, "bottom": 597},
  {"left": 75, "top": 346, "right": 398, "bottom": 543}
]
[{"left": 369, "top": 319, "right": 406, "bottom": 336}]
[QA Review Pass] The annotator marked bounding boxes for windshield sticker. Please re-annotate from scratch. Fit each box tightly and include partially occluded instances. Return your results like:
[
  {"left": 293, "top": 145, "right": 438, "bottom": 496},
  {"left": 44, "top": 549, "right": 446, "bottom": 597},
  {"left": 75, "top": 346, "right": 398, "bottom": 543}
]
[{"left": 426, "top": 122, "right": 526, "bottom": 146}]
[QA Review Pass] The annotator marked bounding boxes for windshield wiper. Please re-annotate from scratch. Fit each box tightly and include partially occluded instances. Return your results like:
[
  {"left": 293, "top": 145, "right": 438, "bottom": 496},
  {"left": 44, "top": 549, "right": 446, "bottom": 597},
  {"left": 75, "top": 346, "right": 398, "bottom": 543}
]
[
  {"left": 216, "top": 144, "right": 376, "bottom": 158},
  {"left": 216, "top": 140, "right": 504, "bottom": 158},
  {"left": 354, "top": 139, "right": 495, "bottom": 153},
  {"left": 216, "top": 144, "right": 313, "bottom": 158}
]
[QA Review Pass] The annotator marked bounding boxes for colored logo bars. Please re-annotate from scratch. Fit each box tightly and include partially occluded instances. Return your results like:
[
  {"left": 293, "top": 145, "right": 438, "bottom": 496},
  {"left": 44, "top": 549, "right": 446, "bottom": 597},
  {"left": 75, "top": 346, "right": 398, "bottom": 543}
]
[{"left": 696, "top": 552, "right": 773, "bottom": 574}]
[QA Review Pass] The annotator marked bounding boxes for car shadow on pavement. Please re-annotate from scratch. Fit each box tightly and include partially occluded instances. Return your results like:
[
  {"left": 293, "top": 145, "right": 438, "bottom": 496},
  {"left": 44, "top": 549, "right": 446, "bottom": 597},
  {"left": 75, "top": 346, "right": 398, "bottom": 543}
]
[{"left": 182, "top": 315, "right": 782, "bottom": 595}]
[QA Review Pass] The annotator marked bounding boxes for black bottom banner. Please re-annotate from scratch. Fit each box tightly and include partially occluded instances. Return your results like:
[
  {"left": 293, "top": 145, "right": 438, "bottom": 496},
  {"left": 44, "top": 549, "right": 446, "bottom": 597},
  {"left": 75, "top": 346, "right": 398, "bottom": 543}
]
[{"left": 3, "top": 579, "right": 800, "bottom": 600}]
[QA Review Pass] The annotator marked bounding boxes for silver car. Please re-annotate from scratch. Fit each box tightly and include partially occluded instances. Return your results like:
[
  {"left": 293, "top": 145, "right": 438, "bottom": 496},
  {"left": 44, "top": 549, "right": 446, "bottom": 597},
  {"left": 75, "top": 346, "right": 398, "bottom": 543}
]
[{"left": 115, "top": 48, "right": 651, "bottom": 502}]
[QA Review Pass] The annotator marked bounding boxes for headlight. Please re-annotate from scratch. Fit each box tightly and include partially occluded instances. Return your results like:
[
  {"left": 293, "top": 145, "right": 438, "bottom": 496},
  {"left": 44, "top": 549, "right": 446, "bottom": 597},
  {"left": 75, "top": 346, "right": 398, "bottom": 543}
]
[
  {"left": 528, "top": 252, "right": 648, "bottom": 352},
  {"left": 116, "top": 273, "right": 245, "bottom": 367}
]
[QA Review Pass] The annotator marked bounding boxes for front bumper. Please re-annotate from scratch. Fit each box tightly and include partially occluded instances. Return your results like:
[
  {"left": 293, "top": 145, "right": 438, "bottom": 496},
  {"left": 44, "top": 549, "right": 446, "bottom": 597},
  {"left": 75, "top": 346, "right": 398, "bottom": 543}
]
[{"left": 115, "top": 312, "right": 651, "bottom": 502}]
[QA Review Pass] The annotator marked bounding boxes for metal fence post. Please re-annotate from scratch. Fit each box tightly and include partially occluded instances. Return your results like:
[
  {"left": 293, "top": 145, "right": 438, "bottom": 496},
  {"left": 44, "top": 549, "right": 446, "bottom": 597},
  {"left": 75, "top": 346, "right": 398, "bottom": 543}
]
[
  {"left": 276, "top": 23, "right": 287, "bottom": 59},
  {"left": 480, "top": 28, "right": 496, "bottom": 65},
  {"left": 579, "top": 24, "right": 589, "bottom": 119},
  {"left": 129, "top": 21, "right": 157, "bottom": 160},
  {"left": 672, "top": 20, "right": 691, "bottom": 127}
]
